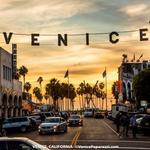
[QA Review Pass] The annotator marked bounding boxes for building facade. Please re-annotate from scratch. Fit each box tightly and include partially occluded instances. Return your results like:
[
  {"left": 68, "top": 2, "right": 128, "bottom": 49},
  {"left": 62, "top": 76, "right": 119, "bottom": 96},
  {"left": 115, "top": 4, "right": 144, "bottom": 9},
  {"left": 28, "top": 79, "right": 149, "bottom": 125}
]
[
  {"left": 118, "top": 58, "right": 150, "bottom": 103},
  {"left": 0, "top": 46, "right": 22, "bottom": 118}
]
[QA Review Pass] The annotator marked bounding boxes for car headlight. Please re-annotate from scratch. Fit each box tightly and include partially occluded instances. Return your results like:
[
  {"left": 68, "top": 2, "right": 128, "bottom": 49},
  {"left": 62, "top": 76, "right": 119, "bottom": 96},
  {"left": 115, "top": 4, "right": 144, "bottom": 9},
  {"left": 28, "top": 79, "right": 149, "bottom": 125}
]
[
  {"left": 53, "top": 125, "right": 58, "bottom": 129},
  {"left": 38, "top": 126, "right": 41, "bottom": 129}
]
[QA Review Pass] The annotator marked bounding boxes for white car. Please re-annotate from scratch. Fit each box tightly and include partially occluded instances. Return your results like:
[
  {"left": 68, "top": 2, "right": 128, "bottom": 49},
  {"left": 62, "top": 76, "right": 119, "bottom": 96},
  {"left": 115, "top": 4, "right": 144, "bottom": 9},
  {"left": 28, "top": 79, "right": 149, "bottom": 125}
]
[
  {"left": 84, "top": 108, "right": 94, "bottom": 117},
  {"left": 38, "top": 117, "right": 67, "bottom": 135},
  {"left": 0, "top": 137, "right": 50, "bottom": 150}
]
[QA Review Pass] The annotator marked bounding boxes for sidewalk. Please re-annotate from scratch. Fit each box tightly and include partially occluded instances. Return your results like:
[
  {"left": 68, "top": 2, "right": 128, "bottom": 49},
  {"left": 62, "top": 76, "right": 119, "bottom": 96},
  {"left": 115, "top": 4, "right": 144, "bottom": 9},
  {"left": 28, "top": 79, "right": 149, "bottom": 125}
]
[{"left": 104, "top": 118, "right": 150, "bottom": 141}]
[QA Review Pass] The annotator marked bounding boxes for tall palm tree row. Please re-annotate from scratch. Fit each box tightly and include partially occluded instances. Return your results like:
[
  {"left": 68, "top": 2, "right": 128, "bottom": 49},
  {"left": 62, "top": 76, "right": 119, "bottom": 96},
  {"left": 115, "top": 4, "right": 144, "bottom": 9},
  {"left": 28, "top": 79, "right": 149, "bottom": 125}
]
[
  {"left": 76, "top": 81, "right": 106, "bottom": 110},
  {"left": 45, "top": 78, "right": 77, "bottom": 111}
]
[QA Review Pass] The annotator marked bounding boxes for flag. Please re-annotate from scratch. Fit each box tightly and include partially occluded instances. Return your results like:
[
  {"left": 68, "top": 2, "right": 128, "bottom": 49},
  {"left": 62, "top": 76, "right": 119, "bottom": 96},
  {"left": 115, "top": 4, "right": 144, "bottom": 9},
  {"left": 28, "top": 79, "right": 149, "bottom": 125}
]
[
  {"left": 64, "top": 70, "right": 69, "bottom": 78},
  {"left": 139, "top": 54, "right": 143, "bottom": 59},
  {"left": 102, "top": 70, "right": 106, "bottom": 78}
]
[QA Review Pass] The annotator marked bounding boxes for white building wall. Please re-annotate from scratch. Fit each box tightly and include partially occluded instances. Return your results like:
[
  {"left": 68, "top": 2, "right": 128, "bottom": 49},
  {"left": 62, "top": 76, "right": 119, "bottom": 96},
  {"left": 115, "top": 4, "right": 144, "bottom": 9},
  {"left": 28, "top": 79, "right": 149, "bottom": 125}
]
[
  {"left": 0, "top": 48, "right": 12, "bottom": 89},
  {"left": 0, "top": 47, "right": 22, "bottom": 118}
]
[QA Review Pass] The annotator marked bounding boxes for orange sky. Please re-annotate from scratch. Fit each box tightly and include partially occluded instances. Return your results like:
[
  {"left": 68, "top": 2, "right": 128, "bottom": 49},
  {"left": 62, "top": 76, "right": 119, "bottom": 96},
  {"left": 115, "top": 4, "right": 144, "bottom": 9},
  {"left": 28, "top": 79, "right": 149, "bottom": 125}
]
[{"left": 1, "top": 0, "right": 150, "bottom": 109}]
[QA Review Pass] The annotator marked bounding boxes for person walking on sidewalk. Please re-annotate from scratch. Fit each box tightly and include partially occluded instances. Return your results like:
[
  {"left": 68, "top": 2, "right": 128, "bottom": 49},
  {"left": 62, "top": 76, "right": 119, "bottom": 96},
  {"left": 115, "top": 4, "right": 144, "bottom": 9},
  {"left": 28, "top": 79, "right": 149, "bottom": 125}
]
[
  {"left": 124, "top": 112, "right": 130, "bottom": 137},
  {"left": 130, "top": 114, "right": 137, "bottom": 138},
  {"left": 115, "top": 111, "right": 122, "bottom": 133},
  {"left": 119, "top": 112, "right": 129, "bottom": 138}
]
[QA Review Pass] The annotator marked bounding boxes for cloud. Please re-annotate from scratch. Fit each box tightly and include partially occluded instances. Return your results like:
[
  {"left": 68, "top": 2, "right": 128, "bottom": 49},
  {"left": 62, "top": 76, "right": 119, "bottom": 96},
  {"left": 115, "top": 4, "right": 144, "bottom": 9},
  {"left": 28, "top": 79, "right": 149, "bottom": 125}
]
[
  {"left": 119, "top": 4, "right": 148, "bottom": 17},
  {"left": 0, "top": 0, "right": 98, "bottom": 32}
]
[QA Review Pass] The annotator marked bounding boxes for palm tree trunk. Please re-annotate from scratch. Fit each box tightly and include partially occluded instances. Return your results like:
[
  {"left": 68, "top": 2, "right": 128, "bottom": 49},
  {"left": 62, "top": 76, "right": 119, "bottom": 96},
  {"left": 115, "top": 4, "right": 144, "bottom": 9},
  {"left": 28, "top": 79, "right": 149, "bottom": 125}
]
[
  {"left": 23, "top": 75, "right": 25, "bottom": 92},
  {"left": 79, "top": 95, "right": 81, "bottom": 110},
  {"left": 102, "top": 99, "right": 104, "bottom": 110},
  {"left": 82, "top": 94, "right": 84, "bottom": 108}
]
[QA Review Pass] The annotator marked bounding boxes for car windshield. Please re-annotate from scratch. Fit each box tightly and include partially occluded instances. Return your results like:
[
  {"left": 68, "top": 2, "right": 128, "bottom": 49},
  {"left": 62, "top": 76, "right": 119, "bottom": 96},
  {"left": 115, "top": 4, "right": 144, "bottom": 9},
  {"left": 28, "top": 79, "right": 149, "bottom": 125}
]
[
  {"left": 85, "top": 109, "right": 93, "bottom": 112},
  {"left": 45, "top": 118, "right": 60, "bottom": 123},
  {"left": 3, "top": 119, "right": 10, "bottom": 123},
  {"left": 70, "top": 115, "right": 80, "bottom": 119}
]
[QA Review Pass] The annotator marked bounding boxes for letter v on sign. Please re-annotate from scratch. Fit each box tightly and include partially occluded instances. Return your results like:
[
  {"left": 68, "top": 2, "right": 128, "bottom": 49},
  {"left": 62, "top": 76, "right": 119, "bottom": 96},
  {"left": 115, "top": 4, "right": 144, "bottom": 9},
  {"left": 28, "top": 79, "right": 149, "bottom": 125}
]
[{"left": 3, "top": 32, "right": 13, "bottom": 44}]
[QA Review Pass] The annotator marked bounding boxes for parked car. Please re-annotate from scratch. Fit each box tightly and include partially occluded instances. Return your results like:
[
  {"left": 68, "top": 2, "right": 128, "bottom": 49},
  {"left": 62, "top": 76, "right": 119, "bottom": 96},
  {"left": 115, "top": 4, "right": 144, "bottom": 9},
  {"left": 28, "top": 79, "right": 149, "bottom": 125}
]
[
  {"left": 31, "top": 112, "right": 54, "bottom": 122},
  {"left": 0, "top": 137, "right": 50, "bottom": 150},
  {"left": 139, "top": 115, "right": 150, "bottom": 135},
  {"left": 29, "top": 115, "right": 42, "bottom": 126},
  {"left": 68, "top": 115, "right": 83, "bottom": 126},
  {"left": 38, "top": 117, "right": 67, "bottom": 135},
  {"left": 84, "top": 108, "right": 95, "bottom": 117},
  {"left": 59, "top": 111, "right": 70, "bottom": 120},
  {"left": 2, "top": 116, "right": 36, "bottom": 133},
  {"left": 94, "top": 112, "right": 104, "bottom": 119}
]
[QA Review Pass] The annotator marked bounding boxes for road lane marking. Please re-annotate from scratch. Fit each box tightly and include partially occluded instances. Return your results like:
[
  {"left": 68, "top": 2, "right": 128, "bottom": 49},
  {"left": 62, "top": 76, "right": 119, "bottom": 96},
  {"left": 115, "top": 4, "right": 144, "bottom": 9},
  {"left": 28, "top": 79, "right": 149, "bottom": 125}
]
[
  {"left": 103, "top": 120, "right": 119, "bottom": 136},
  {"left": 71, "top": 131, "right": 81, "bottom": 147},
  {"left": 71, "top": 131, "right": 79, "bottom": 146},
  {"left": 73, "top": 131, "right": 80, "bottom": 146}
]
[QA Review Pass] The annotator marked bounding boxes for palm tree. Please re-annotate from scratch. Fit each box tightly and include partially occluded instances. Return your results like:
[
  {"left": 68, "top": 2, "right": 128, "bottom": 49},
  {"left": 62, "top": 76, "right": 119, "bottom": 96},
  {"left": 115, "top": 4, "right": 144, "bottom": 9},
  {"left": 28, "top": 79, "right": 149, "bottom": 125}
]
[
  {"left": 68, "top": 84, "right": 76, "bottom": 110},
  {"left": 33, "top": 87, "right": 43, "bottom": 103},
  {"left": 18, "top": 66, "right": 28, "bottom": 91},
  {"left": 77, "top": 87, "right": 82, "bottom": 109},
  {"left": 24, "top": 82, "right": 31, "bottom": 93},
  {"left": 37, "top": 76, "right": 43, "bottom": 90},
  {"left": 44, "top": 92, "right": 49, "bottom": 104},
  {"left": 78, "top": 82, "right": 85, "bottom": 108},
  {"left": 60, "top": 83, "right": 68, "bottom": 111},
  {"left": 45, "top": 78, "right": 61, "bottom": 111}
]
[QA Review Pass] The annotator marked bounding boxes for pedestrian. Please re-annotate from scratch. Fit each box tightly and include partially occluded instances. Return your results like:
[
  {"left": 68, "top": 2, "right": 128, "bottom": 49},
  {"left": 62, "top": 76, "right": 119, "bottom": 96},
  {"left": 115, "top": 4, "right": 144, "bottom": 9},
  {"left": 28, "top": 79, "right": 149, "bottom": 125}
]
[
  {"left": 130, "top": 114, "right": 137, "bottom": 138},
  {"left": 115, "top": 111, "right": 122, "bottom": 133},
  {"left": 123, "top": 112, "right": 130, "bottom": 137},
  {"left": 119, "top": 112, "right": 128, "bottom": 138}
]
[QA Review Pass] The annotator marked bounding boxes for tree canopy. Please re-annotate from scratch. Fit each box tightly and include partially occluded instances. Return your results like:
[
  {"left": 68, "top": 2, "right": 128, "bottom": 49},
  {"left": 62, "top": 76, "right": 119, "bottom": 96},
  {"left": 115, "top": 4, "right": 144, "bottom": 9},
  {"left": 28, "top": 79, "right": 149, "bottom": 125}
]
[{"left": 133, "top": 69, "right": 150, "bottom": 106}]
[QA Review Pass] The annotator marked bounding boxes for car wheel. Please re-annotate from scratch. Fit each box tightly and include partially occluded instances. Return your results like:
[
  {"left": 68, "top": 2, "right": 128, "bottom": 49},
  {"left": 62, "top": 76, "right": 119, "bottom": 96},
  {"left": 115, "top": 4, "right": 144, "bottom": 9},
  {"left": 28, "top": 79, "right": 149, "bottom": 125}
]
[
  {"left": 1, "top": 129, "right": 6, "bottom": 136},
  {"left": 39, "top": 132, "right": 43, "bottom": 135},
  {"left": 20, "top": 126, "right": 27, "bottom": 132}
]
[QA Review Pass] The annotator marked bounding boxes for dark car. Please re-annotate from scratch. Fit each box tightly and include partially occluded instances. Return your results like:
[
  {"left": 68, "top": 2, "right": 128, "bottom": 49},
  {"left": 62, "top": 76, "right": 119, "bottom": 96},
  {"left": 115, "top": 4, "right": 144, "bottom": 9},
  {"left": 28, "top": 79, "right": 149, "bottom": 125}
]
[
  {"left": 68, "top": 115, "right": 83, "bottom": 126},
  {"left": 94, "top": 112, "right": 104, "bottom": 119},
  {"left": 140, "top": 115, "right": 150, "bottom": 135},
  {"left": 60, "top": 111, "right": 70, "bottom": 120}
]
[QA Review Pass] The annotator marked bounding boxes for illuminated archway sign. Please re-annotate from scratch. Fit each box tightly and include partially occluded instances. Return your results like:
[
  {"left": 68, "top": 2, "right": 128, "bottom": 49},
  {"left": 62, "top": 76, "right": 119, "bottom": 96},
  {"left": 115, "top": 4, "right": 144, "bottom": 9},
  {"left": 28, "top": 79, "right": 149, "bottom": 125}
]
[{"left": 1, "top": 28, "right": 149, "bottom": 46}]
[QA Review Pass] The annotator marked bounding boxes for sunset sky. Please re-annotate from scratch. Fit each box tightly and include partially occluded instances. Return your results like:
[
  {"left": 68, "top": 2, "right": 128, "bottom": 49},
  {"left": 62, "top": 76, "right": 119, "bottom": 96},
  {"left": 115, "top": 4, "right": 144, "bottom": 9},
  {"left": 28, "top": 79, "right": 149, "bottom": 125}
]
[{"left": 0, "top": 0, "right": 150, "bottom": 109}]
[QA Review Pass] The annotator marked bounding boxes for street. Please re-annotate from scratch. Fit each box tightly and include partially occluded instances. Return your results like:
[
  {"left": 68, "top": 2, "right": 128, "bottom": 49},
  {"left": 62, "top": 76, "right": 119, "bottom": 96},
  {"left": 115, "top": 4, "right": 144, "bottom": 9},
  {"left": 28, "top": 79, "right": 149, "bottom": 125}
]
[{"left": 6, "top": 118, "right": 150, "bottom": 150}]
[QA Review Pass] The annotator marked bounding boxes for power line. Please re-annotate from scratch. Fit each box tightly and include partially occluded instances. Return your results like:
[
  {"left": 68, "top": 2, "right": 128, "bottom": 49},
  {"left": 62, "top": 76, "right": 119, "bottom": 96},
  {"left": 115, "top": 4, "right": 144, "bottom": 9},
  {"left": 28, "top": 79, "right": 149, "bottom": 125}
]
[{"left": 0, "top": 29, "right": 139, "bottom": 37}]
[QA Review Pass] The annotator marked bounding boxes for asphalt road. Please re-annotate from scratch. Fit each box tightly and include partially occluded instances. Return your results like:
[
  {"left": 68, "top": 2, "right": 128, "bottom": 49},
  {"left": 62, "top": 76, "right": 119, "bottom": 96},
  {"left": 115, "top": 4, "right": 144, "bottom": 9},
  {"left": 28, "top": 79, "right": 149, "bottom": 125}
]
[{"left": 7, "top": 118, "right": 150, "bottom": 150}]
